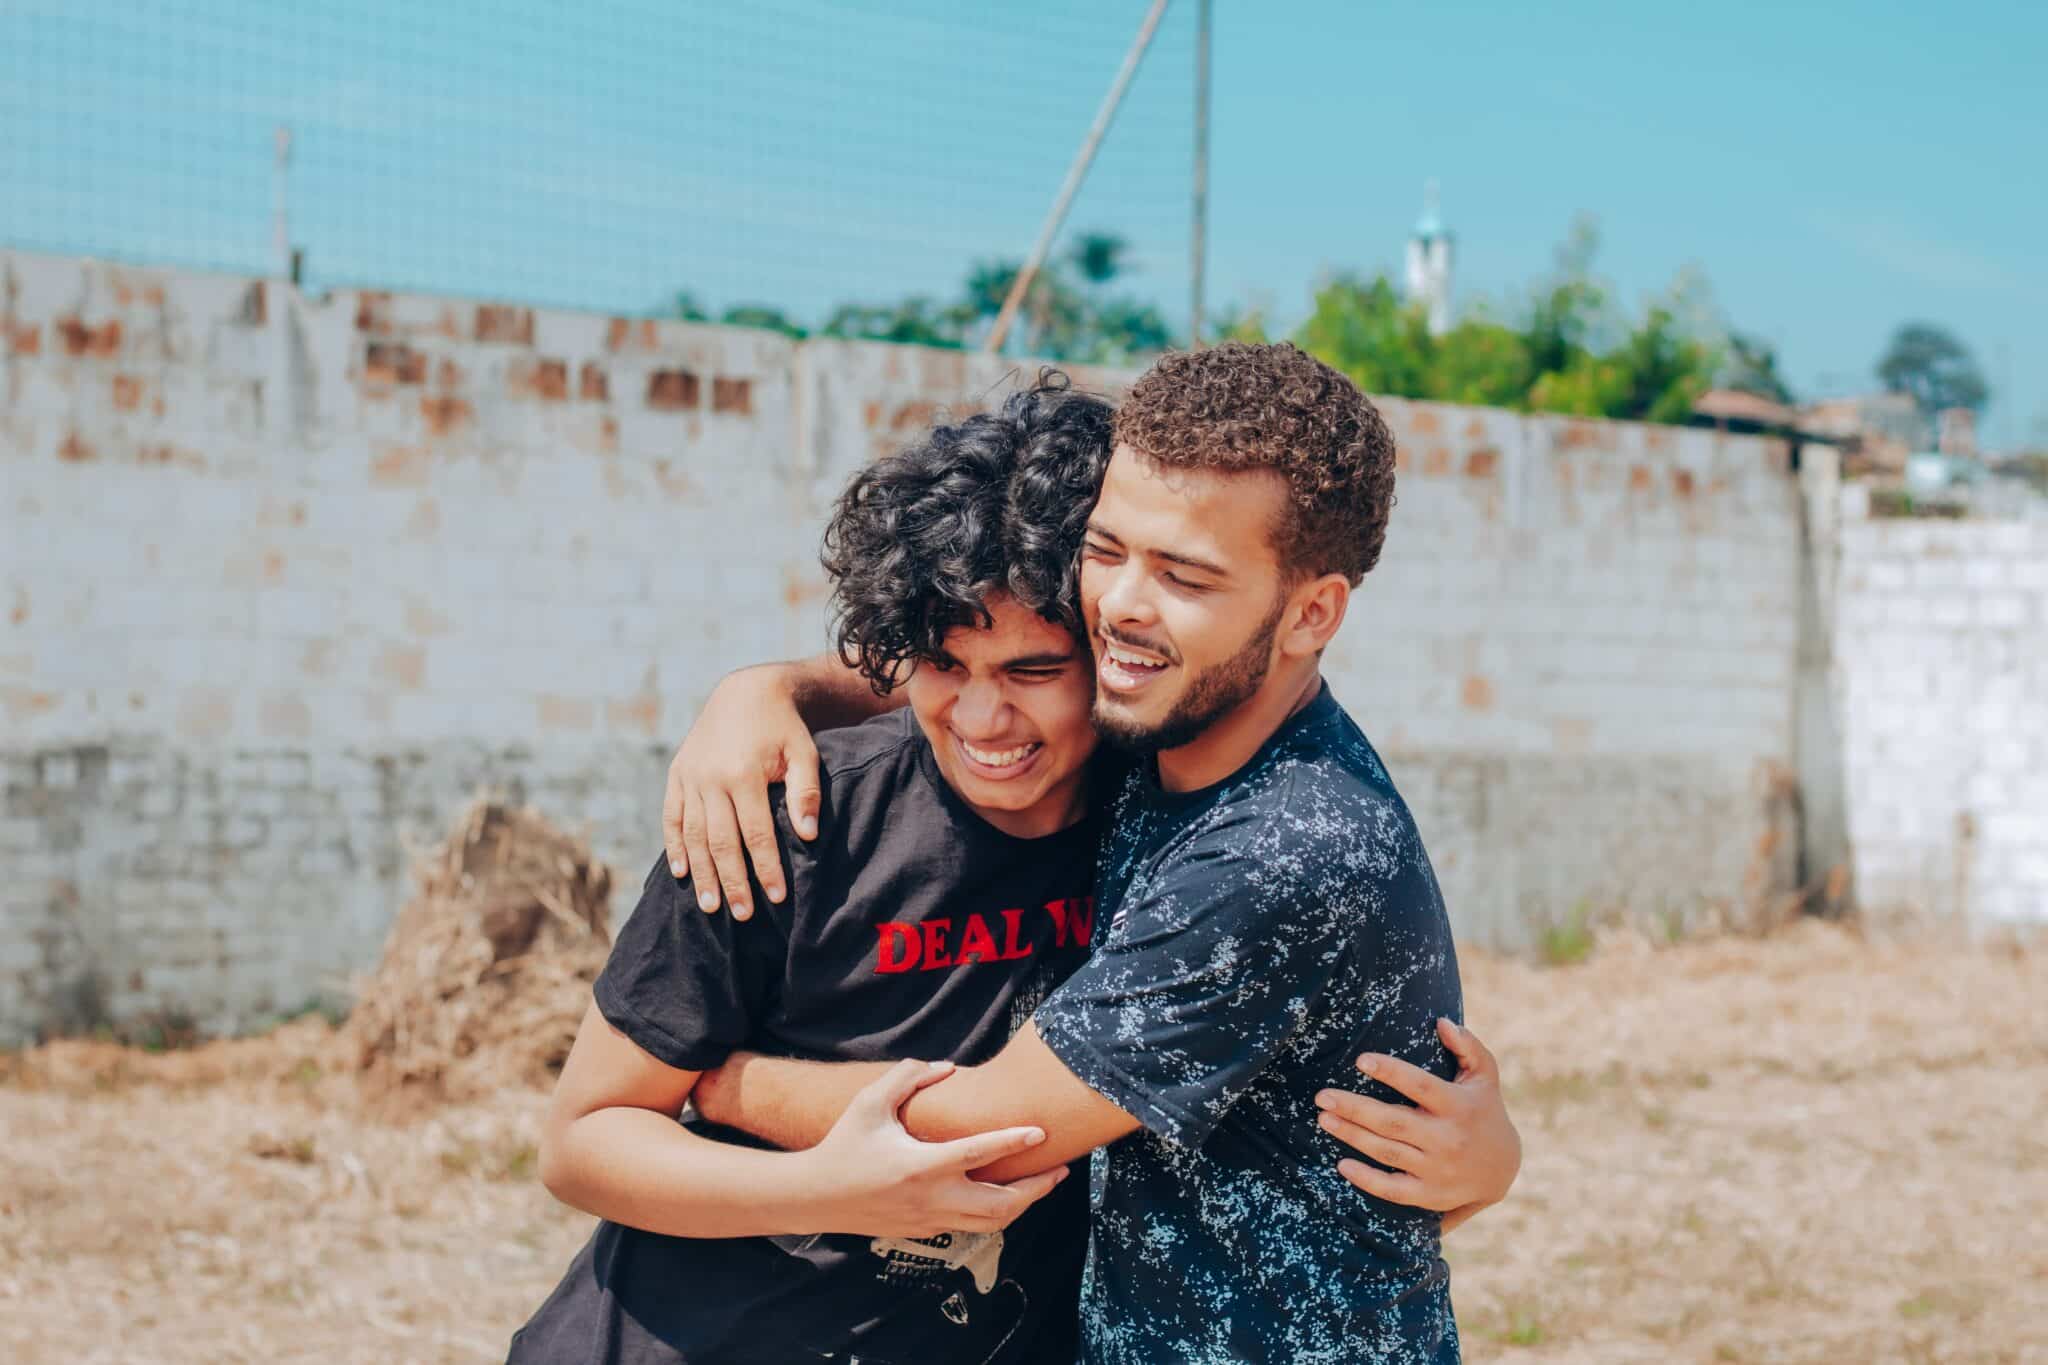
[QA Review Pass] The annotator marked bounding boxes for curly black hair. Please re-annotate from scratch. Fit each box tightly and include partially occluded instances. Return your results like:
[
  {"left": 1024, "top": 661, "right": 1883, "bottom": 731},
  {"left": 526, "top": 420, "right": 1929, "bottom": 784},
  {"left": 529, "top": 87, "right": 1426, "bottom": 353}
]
[
  {"left": 821, "top": 371, "right": 1114, "bottom": 692},
  {"left": 1112, "top": 341, "right": 1397, "bottom": 584}
]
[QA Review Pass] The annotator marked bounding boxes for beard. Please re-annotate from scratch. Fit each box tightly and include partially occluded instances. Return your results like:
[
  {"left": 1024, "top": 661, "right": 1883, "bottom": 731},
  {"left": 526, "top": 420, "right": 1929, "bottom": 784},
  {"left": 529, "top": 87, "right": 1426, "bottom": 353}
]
[{"left": 1093, "top": 587, "right": 1287, "bottom": 755}]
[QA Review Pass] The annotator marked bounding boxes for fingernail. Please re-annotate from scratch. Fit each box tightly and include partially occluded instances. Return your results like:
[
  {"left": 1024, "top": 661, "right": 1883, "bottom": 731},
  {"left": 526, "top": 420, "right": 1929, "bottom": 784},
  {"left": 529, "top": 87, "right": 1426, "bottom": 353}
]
[
  {"left": 1024, "top": 1127, "right": 1045, "bottom": 1145},
  {"left": 765, "top": 885, "right": 785, "bottom": 904},
  {"left": 698, "top": 892, "right": 719, "bottom": 912},
  {"left": 1054, "top": 1165, "right": 1068, "bottom": 1181},
  {"left": 1319, "top": 1113, "right": 1339, "bottom": 1132},
  {"left": 1357, "top": 1056, "right": 1380, "bottom": 1076},
  {"left": 1338, "top": 1159, "right": 1363, "bottom": 1179},
  {"left": 1314, "top": 1091, "right": 1335, "bottom": 1108},
  {"left": 798, "top": 818, "right": 817, "bottom": 839},
  {"left": 733, "top": 904, "right": 751, "bottom": 921},
  {"left": 928, "top": 1060, "right": 955, "bottom": 1074},
  {"left": 671, "top": 860, "right": 686, "bottom": 877}
]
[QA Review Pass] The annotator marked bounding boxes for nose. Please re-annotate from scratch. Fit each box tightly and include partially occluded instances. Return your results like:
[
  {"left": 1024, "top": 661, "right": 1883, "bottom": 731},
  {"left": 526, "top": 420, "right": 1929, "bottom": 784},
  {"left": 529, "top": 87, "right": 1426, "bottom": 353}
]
[
  {"left": 951, "top": 675, "right": 1010, "bottom": 738},
  {"left": 1091, "top": 557, "right": 1157, "bottom": 632}
]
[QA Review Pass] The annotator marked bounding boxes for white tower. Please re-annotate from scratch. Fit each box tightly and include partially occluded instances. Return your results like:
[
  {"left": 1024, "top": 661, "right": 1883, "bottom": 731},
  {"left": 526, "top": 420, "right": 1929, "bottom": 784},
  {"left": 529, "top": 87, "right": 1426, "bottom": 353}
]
[{"left": 1404, "top": 180, "right": 1454, "bottom": 335}]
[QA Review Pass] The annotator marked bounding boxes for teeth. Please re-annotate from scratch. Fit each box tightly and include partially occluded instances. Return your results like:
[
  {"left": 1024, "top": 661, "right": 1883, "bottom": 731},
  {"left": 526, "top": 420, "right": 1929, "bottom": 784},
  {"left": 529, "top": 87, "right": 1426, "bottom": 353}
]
[
  {"left": 1105, "top": 643, "right": 1166, "bottom": 668},
  {"left": 961, "top": 740, "right": 1039, "bottom": 768}
]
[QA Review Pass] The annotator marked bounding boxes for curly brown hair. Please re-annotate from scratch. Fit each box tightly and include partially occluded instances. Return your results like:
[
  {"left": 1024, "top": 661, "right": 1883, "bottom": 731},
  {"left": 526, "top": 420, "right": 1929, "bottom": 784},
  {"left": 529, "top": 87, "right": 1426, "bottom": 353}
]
[
  {"left": 821, "top": 373, "right": 1113, "bottom": 692},
  {"left": 1110, "top": 341, "right": 1397, "bottom": 584}
]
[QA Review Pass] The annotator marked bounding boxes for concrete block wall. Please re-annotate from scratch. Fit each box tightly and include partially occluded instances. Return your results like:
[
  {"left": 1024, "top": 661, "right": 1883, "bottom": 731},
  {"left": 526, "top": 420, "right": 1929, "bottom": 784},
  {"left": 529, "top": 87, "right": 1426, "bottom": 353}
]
[
  {"left": 1, "top": 247, "right": 1809, "bottom": 1043},
  {"left": 1833, "top": 514, "right": 2048, "bottom": 923},
  {"left": 1323, "top": 401, "right": 1806, "bottom": 945}
]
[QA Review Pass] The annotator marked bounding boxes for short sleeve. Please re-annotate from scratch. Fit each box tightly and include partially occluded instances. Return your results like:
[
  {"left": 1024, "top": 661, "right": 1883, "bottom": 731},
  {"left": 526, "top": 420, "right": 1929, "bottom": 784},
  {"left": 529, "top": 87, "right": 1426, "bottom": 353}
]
[
  {"left": 591, "top": 853, "right": 789, "bottom": 1073},
  {"left": 1033, "top": 811, "right": 1361, "bottom": 1148}
]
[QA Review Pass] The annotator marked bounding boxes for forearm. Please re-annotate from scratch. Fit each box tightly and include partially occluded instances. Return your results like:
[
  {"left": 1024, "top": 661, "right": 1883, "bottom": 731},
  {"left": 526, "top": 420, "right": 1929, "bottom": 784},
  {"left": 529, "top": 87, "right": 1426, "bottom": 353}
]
[
  {"left": 767, "top": 654, "right": 904, "bottom": 730},
  {"left": 700, "top": 1052, "right": 894, "bottom": 1152},
  {"left": 542, "top": 1105, "right": 843, "bottom": 1238},
  {"left": 703, "top": 1034, "right": 1127, "bottom": 1187}
]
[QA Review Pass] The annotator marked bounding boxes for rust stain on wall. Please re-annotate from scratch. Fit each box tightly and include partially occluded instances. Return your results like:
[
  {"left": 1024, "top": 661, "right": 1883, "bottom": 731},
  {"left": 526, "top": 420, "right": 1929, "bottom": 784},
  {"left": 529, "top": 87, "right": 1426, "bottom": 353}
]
[
  {"left": 1559, "top": 422, "right": 1608, "bottom": 451},
  {"left": 111, "top": 374, "right": 144, "bottom": 411},
  {"left": 58, "top": 432, "right": 94, "bottom": 462},
  {"left": 355, "top": 292, "right": 392, "bottom": 333},
  {"left": 1464, "top": 447, "right": 1500, "bottom": 479},
  {"left": 1628, "top": 465, "right": 1653, "bottom": 492},
  {"left": 420, "top": 396, "right": 473, "bottom": 437},
  {"left": 0, "top": 688, "right": 58, "bottom": 721},
  {"left": 1460, "top": 675, "right": 1494, "bottom": 710},
  {"left": 1551, "top": 717, "right": 1593, "bottom": 754},
  {"left": 1422, "top": 446, "right": 1451, "bottom": 477},
  {"left": 404, "top": 600, "right": 454, "bottom": 637},
  {"left": 376, "top": 645, "right": 426, "bottom": 691},
  {"left": 513, "top": 357, "right": 568, "bottom": 401},
  {"left": 648, "top": 370, "right": 700, "bottom": 411},
  {"left": 889, "top": 400, "right": 939, "bottom": 432},
  {"left": 579, "top": 361, "right": 609, "bottom": 402},
  {"left": 474, "top": 305, "right": 534, "bottom": 345},
  {"left": 607, "top": 692, "right": 662, "bottom": 736},
  {"left": 55, "top": 318, "right": 121, "bottom": 357},
  {"left": 370, "top": 444, "right": 429, "bottom": 488},
  {"left": 652, "top": 459, "right": 697, "bottom": 501},
  {"left": 1673, "top": 469, "right": 1696, "bottom": 498},
  {"left": 712, "top": 377, "right": 752, "bottom": 415},
  {"left": 364, "top": 342, "right": 426, "bottom": 388}
]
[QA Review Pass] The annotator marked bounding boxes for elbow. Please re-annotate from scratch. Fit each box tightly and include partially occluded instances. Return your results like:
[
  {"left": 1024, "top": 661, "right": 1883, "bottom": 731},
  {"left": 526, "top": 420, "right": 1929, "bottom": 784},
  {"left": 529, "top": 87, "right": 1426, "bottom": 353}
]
[{"left": 536, "top": 1124, "right": 582, "bottom": 1205}]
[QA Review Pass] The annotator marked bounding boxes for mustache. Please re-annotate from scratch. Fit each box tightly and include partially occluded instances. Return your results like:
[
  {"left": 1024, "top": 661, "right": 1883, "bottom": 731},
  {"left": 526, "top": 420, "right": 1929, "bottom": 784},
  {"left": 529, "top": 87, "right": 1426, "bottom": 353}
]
[{"left": 1097, "top": 624, "right": 1178, "bottom": 666}]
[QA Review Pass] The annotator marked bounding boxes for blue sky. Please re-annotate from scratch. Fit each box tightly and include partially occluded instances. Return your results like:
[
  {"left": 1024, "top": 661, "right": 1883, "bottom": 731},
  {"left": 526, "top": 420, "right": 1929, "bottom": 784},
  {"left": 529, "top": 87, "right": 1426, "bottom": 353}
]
[{"left": 3, "top": 0, "right": 2041, "bottom": 444}]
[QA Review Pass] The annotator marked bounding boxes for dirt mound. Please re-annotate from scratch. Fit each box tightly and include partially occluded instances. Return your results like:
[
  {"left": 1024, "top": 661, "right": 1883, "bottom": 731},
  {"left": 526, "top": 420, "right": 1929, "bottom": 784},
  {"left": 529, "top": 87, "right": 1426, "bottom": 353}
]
[{"left": 334, "top": 798, "right": 613, "bottom": 1108}]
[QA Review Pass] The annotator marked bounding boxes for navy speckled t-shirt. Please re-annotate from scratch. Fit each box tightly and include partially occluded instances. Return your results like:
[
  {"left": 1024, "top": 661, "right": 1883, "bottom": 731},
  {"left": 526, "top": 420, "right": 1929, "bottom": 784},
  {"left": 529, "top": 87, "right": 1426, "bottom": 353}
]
[{"left": 1033, "top": 683, "right": 1464, "bottom": 1364}]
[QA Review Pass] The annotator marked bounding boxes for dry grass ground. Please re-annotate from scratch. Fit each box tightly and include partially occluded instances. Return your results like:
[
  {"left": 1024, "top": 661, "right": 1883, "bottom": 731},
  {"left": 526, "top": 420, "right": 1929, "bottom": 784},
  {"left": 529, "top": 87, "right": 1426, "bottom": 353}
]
[{"left": 3, "top": 918, "right": 2043, "bottom": 1364}]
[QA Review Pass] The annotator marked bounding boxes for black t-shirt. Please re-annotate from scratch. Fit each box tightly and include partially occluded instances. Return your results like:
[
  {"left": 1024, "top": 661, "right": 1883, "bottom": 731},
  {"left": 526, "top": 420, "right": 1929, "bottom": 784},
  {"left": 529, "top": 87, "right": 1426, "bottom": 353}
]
[
  {"left": 509, "top": 710, "right": 1103, "bottom": 1365},
  {"left": 1035, "top": 684, "right": 1464, "bottom": 1364}
]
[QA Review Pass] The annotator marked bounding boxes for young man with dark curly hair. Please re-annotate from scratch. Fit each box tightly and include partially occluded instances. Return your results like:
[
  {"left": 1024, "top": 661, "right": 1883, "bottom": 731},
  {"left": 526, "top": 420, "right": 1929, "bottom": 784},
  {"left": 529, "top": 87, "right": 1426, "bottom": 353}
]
[
  {"left": 511, "top": 372, "right": 1502, "bottom": 1364},
  {"left": 662, "top": 345, "right": 1515, "bottom": 1363}
]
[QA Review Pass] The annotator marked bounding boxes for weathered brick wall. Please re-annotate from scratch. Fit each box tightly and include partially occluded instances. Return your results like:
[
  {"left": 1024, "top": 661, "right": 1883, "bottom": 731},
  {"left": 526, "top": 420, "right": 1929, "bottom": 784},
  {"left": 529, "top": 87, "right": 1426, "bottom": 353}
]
[
  {"left": 1, "top": 248, "right": 1808, "bottom": 1043},
  {"left": 1833, "top": 512, "right": 2048, "bottom": 923}
]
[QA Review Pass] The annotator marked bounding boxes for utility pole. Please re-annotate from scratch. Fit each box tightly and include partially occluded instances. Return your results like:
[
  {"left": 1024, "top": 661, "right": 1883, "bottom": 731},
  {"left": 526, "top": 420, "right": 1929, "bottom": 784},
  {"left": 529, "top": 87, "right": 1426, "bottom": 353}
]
[
  {"left": 272, "top": 125, "right": 293, "bottom": 281},
  {"left": 984, "top": 0, "right": 1172, "bottom": 355},
  {"left": 1190, "top": 0, "right": 1210, "bottom": 347}
]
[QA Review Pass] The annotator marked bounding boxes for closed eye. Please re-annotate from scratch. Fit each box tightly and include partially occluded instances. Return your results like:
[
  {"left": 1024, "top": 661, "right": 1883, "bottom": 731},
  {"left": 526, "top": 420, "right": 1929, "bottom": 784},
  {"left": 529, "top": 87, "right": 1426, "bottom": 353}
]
[{"left": 1163, "top": 572, "right": 1212, "bottom": 593}]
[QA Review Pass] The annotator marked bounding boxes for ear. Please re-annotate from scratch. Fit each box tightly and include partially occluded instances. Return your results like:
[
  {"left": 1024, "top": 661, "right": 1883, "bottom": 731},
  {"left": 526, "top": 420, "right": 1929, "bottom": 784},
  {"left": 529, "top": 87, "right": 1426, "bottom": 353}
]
[{"left": 1279, "top": 573, "right": 1349, "bottom": 658}]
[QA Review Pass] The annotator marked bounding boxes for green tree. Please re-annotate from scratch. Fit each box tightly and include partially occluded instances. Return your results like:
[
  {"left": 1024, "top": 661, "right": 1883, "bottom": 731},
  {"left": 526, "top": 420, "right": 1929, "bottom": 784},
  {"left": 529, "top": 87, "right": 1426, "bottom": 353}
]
[
  {"left": 1877, "top": 322, "right": 1990, "bottom": 415},
  {"left": 718, "top": 304, "right": 808, "bottom": 339},
  {"left": 1294, "top": 274, "right": 1434, "bottom": 397},
  {"left": 820, "top": 298, "right": 963, "bottom": 349},
  {"left": 1721, "top": 332, "right": 1794, "bottom": 403},
  {"left": 1292, "top": 219, "right": 1723, "bottom": 426}
]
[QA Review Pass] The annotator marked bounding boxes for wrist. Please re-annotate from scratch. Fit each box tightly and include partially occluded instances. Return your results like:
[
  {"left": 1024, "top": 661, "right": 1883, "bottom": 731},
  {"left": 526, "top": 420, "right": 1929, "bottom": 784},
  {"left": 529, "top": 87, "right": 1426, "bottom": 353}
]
[{"left": 782, "top": 1144, "right": 852, "bottom": 1237}]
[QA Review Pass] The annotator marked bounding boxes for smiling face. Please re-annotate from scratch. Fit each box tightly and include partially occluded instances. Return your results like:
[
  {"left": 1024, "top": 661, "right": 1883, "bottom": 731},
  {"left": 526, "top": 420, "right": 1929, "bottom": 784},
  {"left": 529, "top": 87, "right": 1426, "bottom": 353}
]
[
  {"left": 902, "top": 593, "right": 1100, "bottom": 839},
  {"left": 1080, "top": 445, "right": 1298, "bottom": 755}
]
